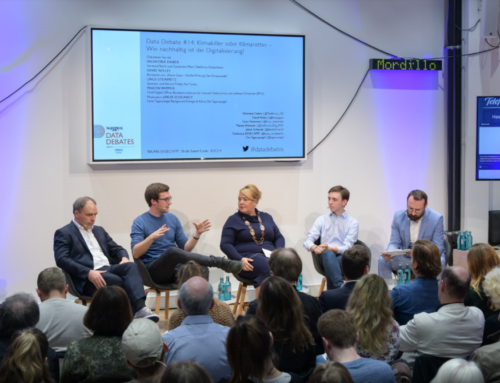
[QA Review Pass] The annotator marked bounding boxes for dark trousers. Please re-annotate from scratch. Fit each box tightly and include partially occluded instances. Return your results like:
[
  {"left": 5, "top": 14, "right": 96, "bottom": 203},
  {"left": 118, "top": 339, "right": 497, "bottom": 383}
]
[
  {"left": 146, "top": 247, "right": 211, "bottom": 284},
  {"left": 82, "top": 262, "right": 146, "bottom": 313}
]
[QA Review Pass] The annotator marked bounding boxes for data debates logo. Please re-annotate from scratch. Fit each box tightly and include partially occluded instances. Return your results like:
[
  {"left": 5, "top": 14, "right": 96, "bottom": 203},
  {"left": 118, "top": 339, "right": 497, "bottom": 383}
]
[
  {"left": 94, "top": 125, "right": 105, "bottom": 138},
  {"left": 243, "top": 146, "right": 249, "bottom": 152}
]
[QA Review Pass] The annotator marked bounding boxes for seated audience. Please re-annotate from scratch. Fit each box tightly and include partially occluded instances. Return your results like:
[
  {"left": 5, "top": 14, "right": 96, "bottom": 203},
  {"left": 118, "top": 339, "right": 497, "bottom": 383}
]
[
  {"left": 256, "top": 276, "right": 316, "bottom": 379},
  {"left": 399, "top": 267, "right": 484, "bottom": 367},
  {"left": 465, "top": 243, "right": 500, "bottom": 319},
  {"left": 482, "top": 266, "right": 500, "bottom": 345},
  {"left": 224, "top": 315, "right": 303, "bottom": 383},
  {"left": 0, "top": 328, "right": 55, "bottom": 383},
  {"left": 122, "top": 318, "right": 168, "bottom": 383},
  {"left": 346, "top": 274, "right": 400, "bottom": 362},
  {"left": 168, "top": 261, "right": 234, "bottom": 330},
  {"left": 162, "top": 276, "right": 231, "bottom": 383},
  {"left": 319, "top": 245, "right": 369, "bottom": 313},
  {"left": 61, "top": 285, "right": 135, "bottom": 383},
  {"left": 35, "top": 267, "right": 92, "bottom": 352},
  {"left": 317, "top": 310, "right": 396, "bottom": 383},
  {"left": 430, "top": 359, "right": 484, "bottom": 383},
  {"left": 160, "top": 360, "right": 213, "bottom": 383},
  {"left": 309, "top": 361, "right": 354, "bottom": 383},
  {"left": 247, "top": 248, "right": 323, "bottom": 354},
  {"left": 391, "top": 239, "right": 442, "bottom": 325}
]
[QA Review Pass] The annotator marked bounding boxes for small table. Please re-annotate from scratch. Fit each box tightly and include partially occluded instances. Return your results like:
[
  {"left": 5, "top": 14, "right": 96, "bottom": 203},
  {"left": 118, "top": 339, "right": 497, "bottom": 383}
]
[{"left": 453, "top": 249, "right": 469, "bottom": 270}]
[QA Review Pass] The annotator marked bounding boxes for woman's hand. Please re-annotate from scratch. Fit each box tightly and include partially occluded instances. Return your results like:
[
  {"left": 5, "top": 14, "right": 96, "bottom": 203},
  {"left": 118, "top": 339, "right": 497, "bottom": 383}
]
[{"left": 241, "top": 257, "right": 254, "bottom": 271}]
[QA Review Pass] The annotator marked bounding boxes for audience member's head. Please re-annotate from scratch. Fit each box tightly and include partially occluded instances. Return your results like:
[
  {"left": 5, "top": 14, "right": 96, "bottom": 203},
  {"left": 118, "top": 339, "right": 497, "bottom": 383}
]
[
  {"left": 257, "top": 276, "right": 314, "bottom": 353},
  {"left": 36, "top": 267, "right": 67, "bottom": 301},
  {"left": 468, "top": 243, "right": 500, "bottom": 292},
  {"left": 346, "top": 274, "right": 393, "bottom": 356},
  {"left": 411, "top": 239, "right": 442, "bottom": 278},
  {"left": 177, "top": 261, "right": 208, "bottom": 286},
  {"left": 160, "top": 360, "right": 214, "bottom": 383},
  {"left": 83, "top": 285, "right": 133, "bottom": 337},
  {"left": 178, "top": 276, "right": 214, "bottom": 316},
  {"left": 439, "top": 267, "right": 472, "bottom": 303},
  {"left": 0, "top": 293, "right": 39, "bottom": 337},
  {"left": 122, "top": 319, "right": 168, "bottom": 379},
  {"left": 318, "top": 310, "right": 357, "bottom": 352},
  {"left": 226, "top": 315, "right": 277, "bottom": 383},
  {"left": 309, "top": 361, "right": 354, "bottom": 383},
  {"left": 341, "top": 245, "right": 370, "bottom": 280},
  {"left": 430, "top": 358, "right": 484, "bottom": 383},
  {"left": 268, "top": 247, "right": 302, "bottom": 283},
  {"left": 484, "top": 266, "right": 500, "bottom": 310},
  {"left": 0, "top": 328, "right": 55, "bottom": 383}
]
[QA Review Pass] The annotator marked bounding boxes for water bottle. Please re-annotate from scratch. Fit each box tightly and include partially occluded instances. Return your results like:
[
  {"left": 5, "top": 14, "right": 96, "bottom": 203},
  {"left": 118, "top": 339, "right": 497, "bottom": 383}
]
[
  {"left": 461, "top": 232, "right": 467, "bottom": 250},
  {"left": 397, "top": 264, "right": 404, "bottom": 286},
  {"left": 457, "top": 231, "right": 463, "bottom": 250},
  {"left": 404, "top": 264, "right": 411, "bottom": 285},
  {"left": 296, "top": 274, "right": 303, "bottom": 291},
  {"left": 224, "top": 276, "right": 231, "bottom": 301},
  {"left": 218, "top": 278, "right": 225, "bottom": 301},
  {"left": 468, "top": 231, "right": 473, "bottom": 250}
]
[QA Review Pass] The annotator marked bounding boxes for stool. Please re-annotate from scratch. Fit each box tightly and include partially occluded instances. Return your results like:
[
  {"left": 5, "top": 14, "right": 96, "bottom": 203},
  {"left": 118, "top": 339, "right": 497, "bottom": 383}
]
[{"left": 233, "top": 274, "right": 253, "bottom": 316}]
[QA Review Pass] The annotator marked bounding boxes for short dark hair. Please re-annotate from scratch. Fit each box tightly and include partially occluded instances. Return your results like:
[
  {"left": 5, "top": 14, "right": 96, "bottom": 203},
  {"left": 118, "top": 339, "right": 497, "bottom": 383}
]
[
  {"left": 145, "top": 183, "right": 170, "bottom": 207},
  {"left": 72, "top": 197, "right": 96, "bottom": 215},
  {"left": 407, "top": 190, "right": 428, "bottom": 205},
  {"left": 412, "top": 239, "right": 442, "bottom": 278},
  {"left": 317, "top": 310, "right": 357, "bottom": 349},
  {"left": 83, "top": 286, "right": 133, "bottom": 336},
  {"left": 328, "top": 185, "right": 350, "bottom": 202},
  {"left": 160, "top": 360, "right": 214, "bottom": 383},
  {"left": 268, "top": 248, "right": 302, "bottom": 282},
  {"left": 37, "top": 267, "right": 66, "bottom": 295},
  {"left": 442, "top": 267, "right": 471, "bottom": 300},
  {"left": 341, "top": 245, "right": 369, "bottom": 280},
  {"left": 0, "top": 293, "right": 40, "bottom": 337}
]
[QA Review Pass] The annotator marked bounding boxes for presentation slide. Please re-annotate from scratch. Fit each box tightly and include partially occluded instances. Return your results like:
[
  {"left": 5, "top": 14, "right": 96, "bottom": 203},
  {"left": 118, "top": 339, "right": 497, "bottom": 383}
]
[
  {"left": 91, "top": 29, "right": 305, "bottom": 162},
  {"left": 476, "top": 97, "right": 500, "bottom": 180}
]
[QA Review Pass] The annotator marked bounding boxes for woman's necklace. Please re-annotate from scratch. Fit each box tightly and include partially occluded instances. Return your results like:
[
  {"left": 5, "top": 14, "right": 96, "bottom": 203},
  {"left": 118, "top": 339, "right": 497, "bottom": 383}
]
[{"left": 242, "top": 211, "right": 265, "bottom": 245}]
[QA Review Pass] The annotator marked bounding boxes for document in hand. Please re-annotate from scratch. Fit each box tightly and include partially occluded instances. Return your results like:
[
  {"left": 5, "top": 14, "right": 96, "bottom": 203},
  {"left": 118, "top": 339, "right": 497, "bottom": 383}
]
[{"left": 381, "top": 249, "right": 411, "bottom": 257}]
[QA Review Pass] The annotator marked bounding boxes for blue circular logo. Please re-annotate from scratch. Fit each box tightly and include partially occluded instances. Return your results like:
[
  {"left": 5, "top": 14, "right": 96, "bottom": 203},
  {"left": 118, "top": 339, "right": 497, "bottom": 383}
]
[{"left": 94, "top": 125, "right": 105, "bottom": 138}]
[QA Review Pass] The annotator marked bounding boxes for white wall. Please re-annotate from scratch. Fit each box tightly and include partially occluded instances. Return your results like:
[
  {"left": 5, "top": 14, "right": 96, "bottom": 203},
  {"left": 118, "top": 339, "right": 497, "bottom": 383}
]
[
  {"left": 462, "top": 0, "right": 500, "bottom": 242},
  {"left": 0, "top": 0, "right": 448, "bottom": 301}
]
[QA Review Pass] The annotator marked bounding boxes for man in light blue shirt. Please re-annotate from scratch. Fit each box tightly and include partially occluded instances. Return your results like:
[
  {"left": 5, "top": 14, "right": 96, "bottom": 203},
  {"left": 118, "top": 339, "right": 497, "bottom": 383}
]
[
  {"left": 162, "top": 276, "right": 231, "bottom": 383},
  {"left": 304, "top": 186, "right": 359, "bottom": 290}
]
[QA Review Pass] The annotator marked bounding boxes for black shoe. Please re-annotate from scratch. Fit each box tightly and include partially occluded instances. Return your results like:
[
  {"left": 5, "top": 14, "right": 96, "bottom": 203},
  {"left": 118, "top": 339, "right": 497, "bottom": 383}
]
[{"left": 220, "top": 257, "right": 243, "bottom": 274}]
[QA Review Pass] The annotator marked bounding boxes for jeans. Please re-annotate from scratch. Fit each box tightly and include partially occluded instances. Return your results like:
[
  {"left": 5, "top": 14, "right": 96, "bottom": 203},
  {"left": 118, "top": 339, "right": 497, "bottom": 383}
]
[{"left": 318, "top": 250, "right": 343, "bottom": 290}]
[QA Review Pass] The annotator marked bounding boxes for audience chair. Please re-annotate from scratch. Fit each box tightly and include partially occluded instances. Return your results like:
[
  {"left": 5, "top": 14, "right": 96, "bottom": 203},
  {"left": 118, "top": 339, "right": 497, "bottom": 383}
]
[
  {"left": 412, "top": 354, "right": 451, "bottom": 383},
  {"left": 233, "top": 273, "right": 253, "bottom": 316},
  {"left": 311, "top": 238, "right": 372, "bottom": 297},
  {"left": 62, "top": 270, "right": 92, "bottom": 305},
  {"left": 133, "top": 257, "right": 178, "bottom": 320}
]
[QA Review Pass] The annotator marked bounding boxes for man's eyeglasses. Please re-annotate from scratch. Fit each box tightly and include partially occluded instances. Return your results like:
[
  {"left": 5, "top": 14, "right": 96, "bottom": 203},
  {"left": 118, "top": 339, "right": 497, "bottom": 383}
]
[{"left": 158, "top": 197, "right": 172, "bottom": 203}]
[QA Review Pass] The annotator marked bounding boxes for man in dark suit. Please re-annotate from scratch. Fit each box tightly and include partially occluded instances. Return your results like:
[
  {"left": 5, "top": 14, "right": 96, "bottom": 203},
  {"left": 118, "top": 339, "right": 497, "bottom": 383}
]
[
  {"left": 319, "top": 245, "right": 369, "bottom": 312},
  {"left": 246, "top": 247, "right": 324, "bottom": 354},
  {"left": 54, "top": 196, "right": 158, "bottom": 322}
]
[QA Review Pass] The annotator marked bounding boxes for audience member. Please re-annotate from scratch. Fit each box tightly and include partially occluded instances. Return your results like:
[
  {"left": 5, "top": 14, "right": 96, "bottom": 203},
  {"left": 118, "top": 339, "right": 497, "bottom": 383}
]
[
  {"left": 224, "top": 315, "right": 303, "bottom": 383},
  {"left": 61, "top": 285, "right": 135, "bottom": 383},
  {"left": 482, "top": 266, "right": 500, "bottom": 345},
  {"left": 465, "top": 243, "right": 500, "bottom": 318},
  {"left": 391, "top": 239, "right": 442, "bottom": 325},
  {"left": 430, "top": 358, "right": 484, "bottom": 383},
  {"left": 160, "top": 360, "right": 213, "bottom": 383},
  {"left": 247, "top": 248, "right": 323, "bottom": 354},
  {"left": 399, "top": 267, "right": 484, "bottom": 367},
  {"left": 319, "top": 245, "right": 369, "bottom": 312},
  {"left": 35, "top": 267, "right": 92, "bottom": 352},
  {"left": 256, "top": 276, "right": 316, "bottom": 379},
  {"left": 309, "top": 361, "right": 354, "bottom": 383},
  {"left": 346, "top": 274, "right": 400, "bottom": 362},
  {"left": 168, "top": 261, "right": 234, "bottom": 330},
  {"left": 162, "top": 276, "right": 231, "bottom": 383},
  {"left": 304, "top": 185, "right": 359, "bottom": 290},
  {"left": 317, "top": 310, "right": 396, "bottom": 383},
  {"left": 122, "top": 318, "right": 168, "bottom": 383},
  {"left": 0, "top": 328, "right": 55, "bottom": 383}
]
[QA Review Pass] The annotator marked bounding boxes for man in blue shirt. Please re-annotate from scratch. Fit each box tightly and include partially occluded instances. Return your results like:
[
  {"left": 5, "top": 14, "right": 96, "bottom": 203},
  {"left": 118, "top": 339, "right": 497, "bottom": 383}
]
[
  {"left": 131, "top": 183, "right": 242, "bottom": 285},
  {"left": 304, "top": 186, "right": 359, "bottom": 290},
  {"left": 162, "top": 276, "right": 231, "bottom": 382}
]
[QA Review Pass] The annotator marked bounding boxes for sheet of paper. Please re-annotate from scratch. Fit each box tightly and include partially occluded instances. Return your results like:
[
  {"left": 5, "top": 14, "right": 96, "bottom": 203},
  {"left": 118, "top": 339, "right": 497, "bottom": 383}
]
[
  {"left": 381, "top": 249, "right": 411, "bottom": 257},
  {"left": 262, "top": 249, "right": 273, "bottom": 258}
]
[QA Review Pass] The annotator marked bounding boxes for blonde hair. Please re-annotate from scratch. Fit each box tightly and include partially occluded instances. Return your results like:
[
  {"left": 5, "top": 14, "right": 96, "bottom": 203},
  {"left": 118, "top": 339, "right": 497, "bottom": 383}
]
[
  {"left": 483, "top": 267, "right": 500, "bottom": 310},
  {"left": 346, "top": 274, "right": 394, "bottom": 356},
  {"left": 239, "top": 184, "right": 262, "bottom": 202}
]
